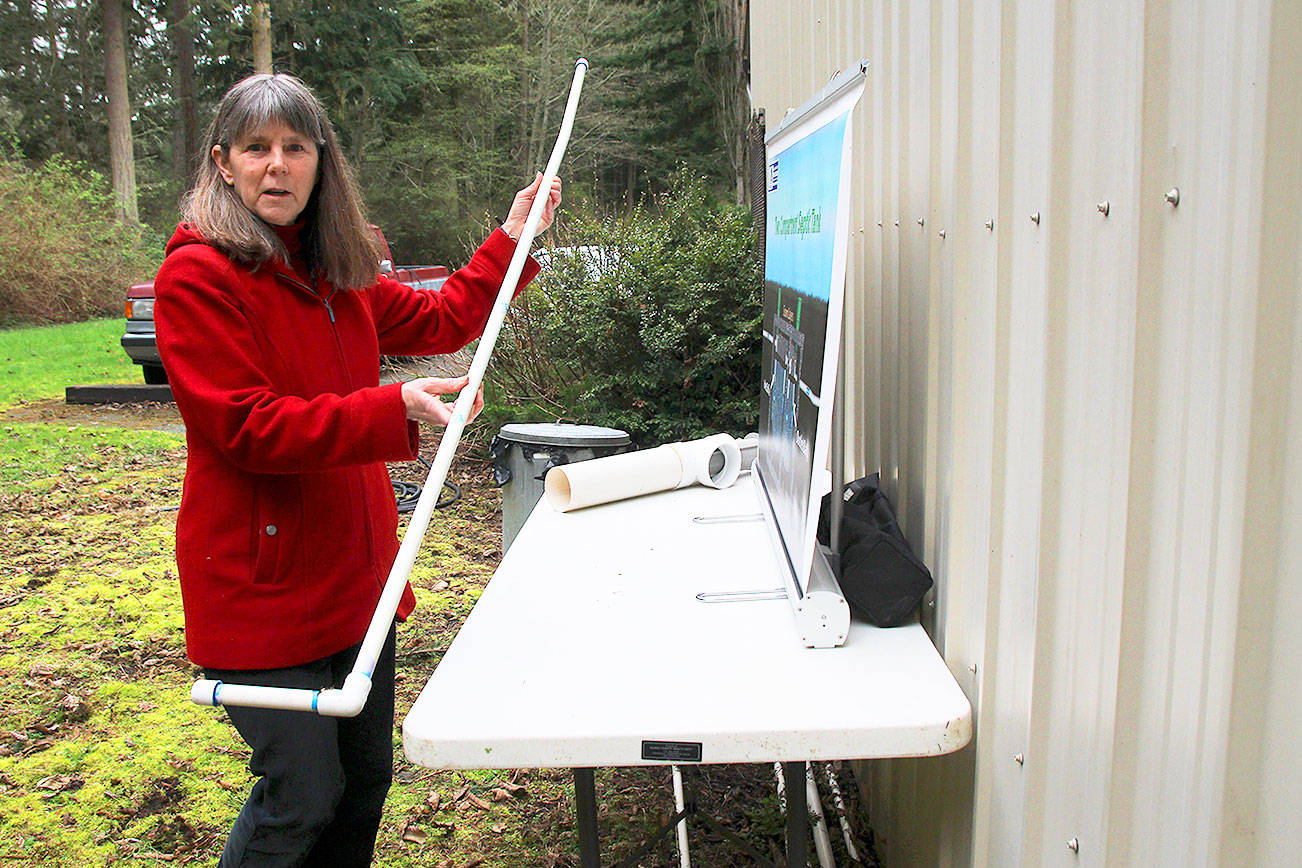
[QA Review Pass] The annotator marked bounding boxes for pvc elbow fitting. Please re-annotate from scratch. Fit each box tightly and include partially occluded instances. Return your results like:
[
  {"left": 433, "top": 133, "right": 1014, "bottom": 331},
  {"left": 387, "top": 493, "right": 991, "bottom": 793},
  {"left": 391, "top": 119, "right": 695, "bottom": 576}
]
[{"left": 314, "top": 672, "right": 373, "bottom": 718}]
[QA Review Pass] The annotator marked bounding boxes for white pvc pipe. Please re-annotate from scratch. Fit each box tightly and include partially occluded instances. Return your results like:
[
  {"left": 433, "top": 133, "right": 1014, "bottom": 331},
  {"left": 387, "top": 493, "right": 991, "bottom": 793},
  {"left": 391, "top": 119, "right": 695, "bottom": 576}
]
[
  {"left": 806, "top": 762, "right": 837, "bottom": 868},
  {"left": 543, "top": 434, "right": 745, "bottom": 512},
  {"left": 824, "top": 762, "right": 862, "bottom": 864},
  {"left": 671, "top": 765, "right": 691, "bottom": 868},
  {"left": 192, "top": 58, "right": 590, "bottom": 717},
  {"left": 772, "top": 762, "right": 837, "bottom": 868}
]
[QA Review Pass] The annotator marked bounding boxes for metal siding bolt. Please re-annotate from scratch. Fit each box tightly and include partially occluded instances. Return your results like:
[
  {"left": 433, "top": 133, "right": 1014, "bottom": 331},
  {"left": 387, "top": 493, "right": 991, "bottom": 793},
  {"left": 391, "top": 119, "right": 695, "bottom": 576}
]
[
  {"left": 938, "top": 228, "right": 947, "bottom": 239},
  {"left": 1030, "top": 212, "right": 1041, "bottom": 225},
  {"left": 1014, "top": 753, "right": 1024, "bottom": 765},
  {"left": 984, "top": 219, "right": 994, "bottom": 230},
  {"left": 877, "top": 220, "right": 883, "bottom": 227},
  {"left": 1097, "top": 200, "right": 1110, "bottom": 217},
  {"left": 1067, "top": 838, "right": 1080, "bottom": 854},
  {"left": 968, "top": 663, "right": 977, "bottom": 673},
  {"left": 894, "top": 220, "right": 900, "bottom": 227},
  {"left": 917, "top": 217, "right": 926, "bottom": 227},
  {"left": 1165, "top": 187, "right": 1181, "bottom": 206}
]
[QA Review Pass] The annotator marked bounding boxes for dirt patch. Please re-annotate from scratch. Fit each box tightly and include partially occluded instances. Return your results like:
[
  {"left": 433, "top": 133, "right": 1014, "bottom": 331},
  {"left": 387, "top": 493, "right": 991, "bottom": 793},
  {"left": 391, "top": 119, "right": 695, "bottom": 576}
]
[
  {"left": 134, "top": 776, "right": 184, "bottom": 818},
  {"left": 2, "top": 398, "right": 184, "bottom": 432}
]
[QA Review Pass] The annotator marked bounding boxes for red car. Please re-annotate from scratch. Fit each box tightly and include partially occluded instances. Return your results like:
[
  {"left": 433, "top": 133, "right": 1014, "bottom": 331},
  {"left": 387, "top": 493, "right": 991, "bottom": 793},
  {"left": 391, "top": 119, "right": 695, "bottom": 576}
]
[{"left": 122, "top": 227, "right": 449, "bottom": 384}]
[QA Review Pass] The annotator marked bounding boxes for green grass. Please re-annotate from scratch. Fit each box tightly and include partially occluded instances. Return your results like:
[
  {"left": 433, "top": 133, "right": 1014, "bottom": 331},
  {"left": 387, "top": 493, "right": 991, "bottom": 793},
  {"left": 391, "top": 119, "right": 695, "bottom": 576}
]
[
  {"left": 0, "top": 317, "right": 141, "bottom": 409},
  {"left": 2, "top": 422, "right": 182, "bottom": 485}
]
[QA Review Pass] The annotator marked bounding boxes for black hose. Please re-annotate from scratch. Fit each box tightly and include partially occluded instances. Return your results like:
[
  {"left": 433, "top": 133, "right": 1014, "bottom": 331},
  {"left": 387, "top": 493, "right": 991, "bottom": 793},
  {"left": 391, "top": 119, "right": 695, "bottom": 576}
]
[{"left": 393, "top": 455, "right": 462, "bottom": 513}]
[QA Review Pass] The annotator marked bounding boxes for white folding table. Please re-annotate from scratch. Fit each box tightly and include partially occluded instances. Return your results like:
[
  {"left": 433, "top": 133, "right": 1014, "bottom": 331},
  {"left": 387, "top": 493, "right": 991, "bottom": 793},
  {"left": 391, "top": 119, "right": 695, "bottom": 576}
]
[{"left": 403, "top": 474, "right": 971, "bottom": 865}]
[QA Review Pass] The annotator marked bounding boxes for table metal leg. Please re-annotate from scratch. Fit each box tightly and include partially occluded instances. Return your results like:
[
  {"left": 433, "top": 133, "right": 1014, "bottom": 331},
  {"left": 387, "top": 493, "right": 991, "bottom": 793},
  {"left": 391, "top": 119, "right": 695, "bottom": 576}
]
[
  {"left": 573, "top": 767, "right": 601, "bottom": 868},
  {"left": 782, "top": 762, "right": 809, "bottom": 868}
]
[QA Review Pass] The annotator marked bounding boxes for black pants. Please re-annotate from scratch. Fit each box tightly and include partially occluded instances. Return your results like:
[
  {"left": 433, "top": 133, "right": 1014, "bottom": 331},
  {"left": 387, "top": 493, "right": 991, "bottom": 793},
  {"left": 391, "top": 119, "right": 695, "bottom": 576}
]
[{"left": 205, "top": 625, "right": 396, "bottom": 868}]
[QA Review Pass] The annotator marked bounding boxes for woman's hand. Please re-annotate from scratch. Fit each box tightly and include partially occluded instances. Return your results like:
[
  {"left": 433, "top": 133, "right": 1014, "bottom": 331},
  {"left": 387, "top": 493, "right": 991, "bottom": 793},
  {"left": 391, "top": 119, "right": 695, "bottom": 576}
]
[
  {"left": 401, "top": 375, "right": 484, "bottom": 427},
  {"left": 501, "top": 172, "right": 563, "bottom": 241}
]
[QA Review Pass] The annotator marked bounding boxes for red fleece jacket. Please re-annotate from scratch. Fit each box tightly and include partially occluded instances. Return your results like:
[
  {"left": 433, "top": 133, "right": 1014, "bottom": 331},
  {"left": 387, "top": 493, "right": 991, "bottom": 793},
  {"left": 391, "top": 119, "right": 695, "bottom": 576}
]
[{"left": 155, "top": 223, "right": 538, "bottom": 669}]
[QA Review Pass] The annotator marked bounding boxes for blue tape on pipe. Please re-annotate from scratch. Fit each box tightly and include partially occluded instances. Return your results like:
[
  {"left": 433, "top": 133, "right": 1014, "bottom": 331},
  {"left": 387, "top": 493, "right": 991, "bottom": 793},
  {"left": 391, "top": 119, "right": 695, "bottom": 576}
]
[
  {"left": 212, "top": 681, "right": 223, "bottom": 706},
  {"left": 311, "top": 691, "right": 319, "bottom": 713}
]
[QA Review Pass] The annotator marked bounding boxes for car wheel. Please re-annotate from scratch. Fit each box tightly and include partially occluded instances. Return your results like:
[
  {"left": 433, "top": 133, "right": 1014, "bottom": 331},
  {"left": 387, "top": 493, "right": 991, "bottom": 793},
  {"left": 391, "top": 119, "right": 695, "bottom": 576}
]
[{"left": 142, "top": 364, "right": 168, "bottom": 385}]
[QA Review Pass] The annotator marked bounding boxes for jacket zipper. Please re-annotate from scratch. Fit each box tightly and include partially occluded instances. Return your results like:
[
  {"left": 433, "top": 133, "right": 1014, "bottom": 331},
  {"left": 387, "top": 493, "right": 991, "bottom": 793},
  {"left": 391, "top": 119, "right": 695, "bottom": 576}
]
[
  {"left": 274, "top": 270, "right": 380, "bottom": 583},
  {"left": 275, "top": 272, "right": 353, "bottom": 391}
]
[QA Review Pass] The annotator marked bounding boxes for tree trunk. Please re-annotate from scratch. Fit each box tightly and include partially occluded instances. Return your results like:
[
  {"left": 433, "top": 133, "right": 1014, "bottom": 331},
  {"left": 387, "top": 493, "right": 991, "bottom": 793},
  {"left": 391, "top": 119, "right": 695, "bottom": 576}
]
[
  {"left": 697, "top": 0, "right": 749, "bottom": 206},
  {"left": 47, "top": 0, "right": 75, "bottom": 156},
  {"left": 278, "top": 0, "right": 297, "bottom": 73},
  {"left": 170, "top": 0, "right": 199, "bottom": 189},
  {"left": 518, "top": 0, "right": 529, "bottom": 159},
  {"left": 252, "top": 1, "right": 272, "bottom": 73},
  {"left": 101, "top": 0, "right": 138, "bottom": 222}
]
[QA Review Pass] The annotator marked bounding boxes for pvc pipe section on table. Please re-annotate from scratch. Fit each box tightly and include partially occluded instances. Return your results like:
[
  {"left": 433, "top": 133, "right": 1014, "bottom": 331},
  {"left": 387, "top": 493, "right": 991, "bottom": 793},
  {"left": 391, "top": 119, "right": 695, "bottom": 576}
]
[{"left": 544, "top": 433, "right": 744, "bottom": 512}]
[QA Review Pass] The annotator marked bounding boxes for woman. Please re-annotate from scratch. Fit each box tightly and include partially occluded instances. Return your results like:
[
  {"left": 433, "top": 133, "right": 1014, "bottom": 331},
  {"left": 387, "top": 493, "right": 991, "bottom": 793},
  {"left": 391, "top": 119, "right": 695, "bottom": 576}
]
[{"left": 154, "top": 73, "right": 561, "bottom": 867}]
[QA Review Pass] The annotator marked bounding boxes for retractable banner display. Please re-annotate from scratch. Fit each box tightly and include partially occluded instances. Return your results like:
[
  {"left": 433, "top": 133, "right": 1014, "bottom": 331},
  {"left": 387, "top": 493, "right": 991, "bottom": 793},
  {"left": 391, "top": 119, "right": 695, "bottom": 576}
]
[{"left": 756, "top": 65, "right": 865, "bottom": 611}]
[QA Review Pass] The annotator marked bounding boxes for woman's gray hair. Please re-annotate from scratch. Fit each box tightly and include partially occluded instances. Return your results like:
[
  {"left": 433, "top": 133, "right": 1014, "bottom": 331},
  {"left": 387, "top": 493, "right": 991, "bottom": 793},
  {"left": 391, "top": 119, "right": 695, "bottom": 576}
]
[{"left": 183, "top": 73, "right": 380, "bottom": 290}]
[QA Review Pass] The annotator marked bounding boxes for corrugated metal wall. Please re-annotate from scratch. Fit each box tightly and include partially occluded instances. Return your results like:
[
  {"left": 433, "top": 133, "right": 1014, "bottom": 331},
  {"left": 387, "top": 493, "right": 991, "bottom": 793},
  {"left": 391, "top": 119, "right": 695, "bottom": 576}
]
[{"left": 749, "top": 1, "right": 1302, "bottom": 864}]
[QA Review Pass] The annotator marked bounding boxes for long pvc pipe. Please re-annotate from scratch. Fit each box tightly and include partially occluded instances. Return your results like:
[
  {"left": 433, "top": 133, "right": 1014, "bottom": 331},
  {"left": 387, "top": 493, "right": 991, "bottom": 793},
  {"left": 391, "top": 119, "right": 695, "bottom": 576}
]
[
  {"left": 191, "top": 58, "right": 589, "bottom": 717},
  {"left": 823, "top": 762, "right": 862, "bottom": 864},
  {"left": 671, "top": 765, "right": 691, "bottom": 868},
  {"left": 773, "top": 762, "right": 837, "bottom": 868},
  {"left": 805, "top": 762, "right": 836, "bottom": 868}
]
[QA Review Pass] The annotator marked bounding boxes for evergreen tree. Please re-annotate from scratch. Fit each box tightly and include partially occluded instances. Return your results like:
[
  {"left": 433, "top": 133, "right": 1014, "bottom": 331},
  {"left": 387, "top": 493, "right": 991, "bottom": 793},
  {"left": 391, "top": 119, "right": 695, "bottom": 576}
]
[
  {"left": 602, "top": 0, "right": 727, "bottom": 201},
  {"left": 0, "top": 0, "right": 750, "bottom": 256}
]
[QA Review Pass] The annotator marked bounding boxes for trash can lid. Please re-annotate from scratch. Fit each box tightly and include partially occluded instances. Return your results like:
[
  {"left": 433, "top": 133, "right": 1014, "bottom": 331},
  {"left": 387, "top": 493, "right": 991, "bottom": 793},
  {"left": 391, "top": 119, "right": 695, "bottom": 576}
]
[{"left": 496, "top": 422, "right": 631, "bottom": 447}]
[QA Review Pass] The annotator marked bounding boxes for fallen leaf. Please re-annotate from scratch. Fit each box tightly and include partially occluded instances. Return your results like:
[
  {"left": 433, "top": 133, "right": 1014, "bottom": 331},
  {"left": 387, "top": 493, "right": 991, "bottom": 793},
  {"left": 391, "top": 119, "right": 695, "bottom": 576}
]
[
  {"left": 58, "top": 693, "right": 91, "bottom": 720},
  {"left": 401, "top": 824, "right": 428, "bottom": 844},
  {"left": 36, "top": 774, "right": 84, "bottom": 793},
  {"left": 425, "top": 792, "right": 441, "bottom": 812},
  {"left": 465, "top": 792, "right": 492, "bottom": 811},
  {"left": 19, "top": 738, "right": 54, "bottom": 757}
]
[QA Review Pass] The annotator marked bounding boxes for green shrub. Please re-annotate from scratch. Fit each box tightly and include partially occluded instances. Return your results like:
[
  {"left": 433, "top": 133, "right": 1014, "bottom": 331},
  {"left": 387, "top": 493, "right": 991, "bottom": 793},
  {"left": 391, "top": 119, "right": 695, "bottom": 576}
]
[
  {"left": 494, "top": 173, "right": 761, "bottom": 444},
  {"left": 0, "top": 154, "right": 163, "bottom": 327}
]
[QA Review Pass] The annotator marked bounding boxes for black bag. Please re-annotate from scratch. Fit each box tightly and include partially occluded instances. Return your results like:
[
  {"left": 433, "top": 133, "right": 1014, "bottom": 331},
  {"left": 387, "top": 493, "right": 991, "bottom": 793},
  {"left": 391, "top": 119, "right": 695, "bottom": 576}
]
[{"left": 817, "top": 473, "right": 933, "bottom": 627}]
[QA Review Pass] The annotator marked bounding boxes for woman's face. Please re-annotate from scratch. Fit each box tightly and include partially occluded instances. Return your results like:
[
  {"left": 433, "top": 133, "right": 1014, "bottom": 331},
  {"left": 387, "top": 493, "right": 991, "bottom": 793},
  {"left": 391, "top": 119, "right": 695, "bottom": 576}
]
[{"left": 212, "top": 122, "right": 320, "bottom": 226}]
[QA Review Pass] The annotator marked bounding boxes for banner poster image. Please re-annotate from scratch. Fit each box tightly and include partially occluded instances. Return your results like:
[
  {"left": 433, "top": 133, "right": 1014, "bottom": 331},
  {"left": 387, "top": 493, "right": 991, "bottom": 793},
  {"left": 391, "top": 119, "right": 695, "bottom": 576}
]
[{"left": 756, "top": 75, "right": 862, "bottom": 601}]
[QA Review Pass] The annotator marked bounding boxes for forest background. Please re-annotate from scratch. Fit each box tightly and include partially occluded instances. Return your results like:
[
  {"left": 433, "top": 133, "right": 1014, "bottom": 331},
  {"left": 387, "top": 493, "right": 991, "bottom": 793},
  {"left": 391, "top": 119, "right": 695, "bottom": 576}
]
[{"left": 0, "top": 0, "right": 751, "bottom": 268}]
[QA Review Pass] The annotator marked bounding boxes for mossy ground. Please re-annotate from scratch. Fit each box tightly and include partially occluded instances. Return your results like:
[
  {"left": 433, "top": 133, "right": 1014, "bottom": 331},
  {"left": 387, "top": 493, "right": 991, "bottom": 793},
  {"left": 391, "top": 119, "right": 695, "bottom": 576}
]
[{"left": 1, "top": 398, "right": 865, "bottom": 867}]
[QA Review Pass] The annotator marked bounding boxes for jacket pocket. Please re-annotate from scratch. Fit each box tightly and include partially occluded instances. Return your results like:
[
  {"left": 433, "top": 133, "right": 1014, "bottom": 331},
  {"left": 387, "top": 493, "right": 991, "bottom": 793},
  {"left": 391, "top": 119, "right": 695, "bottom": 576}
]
[{"left": 250, "top": 477, "right": 305, "bottom": 585}]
